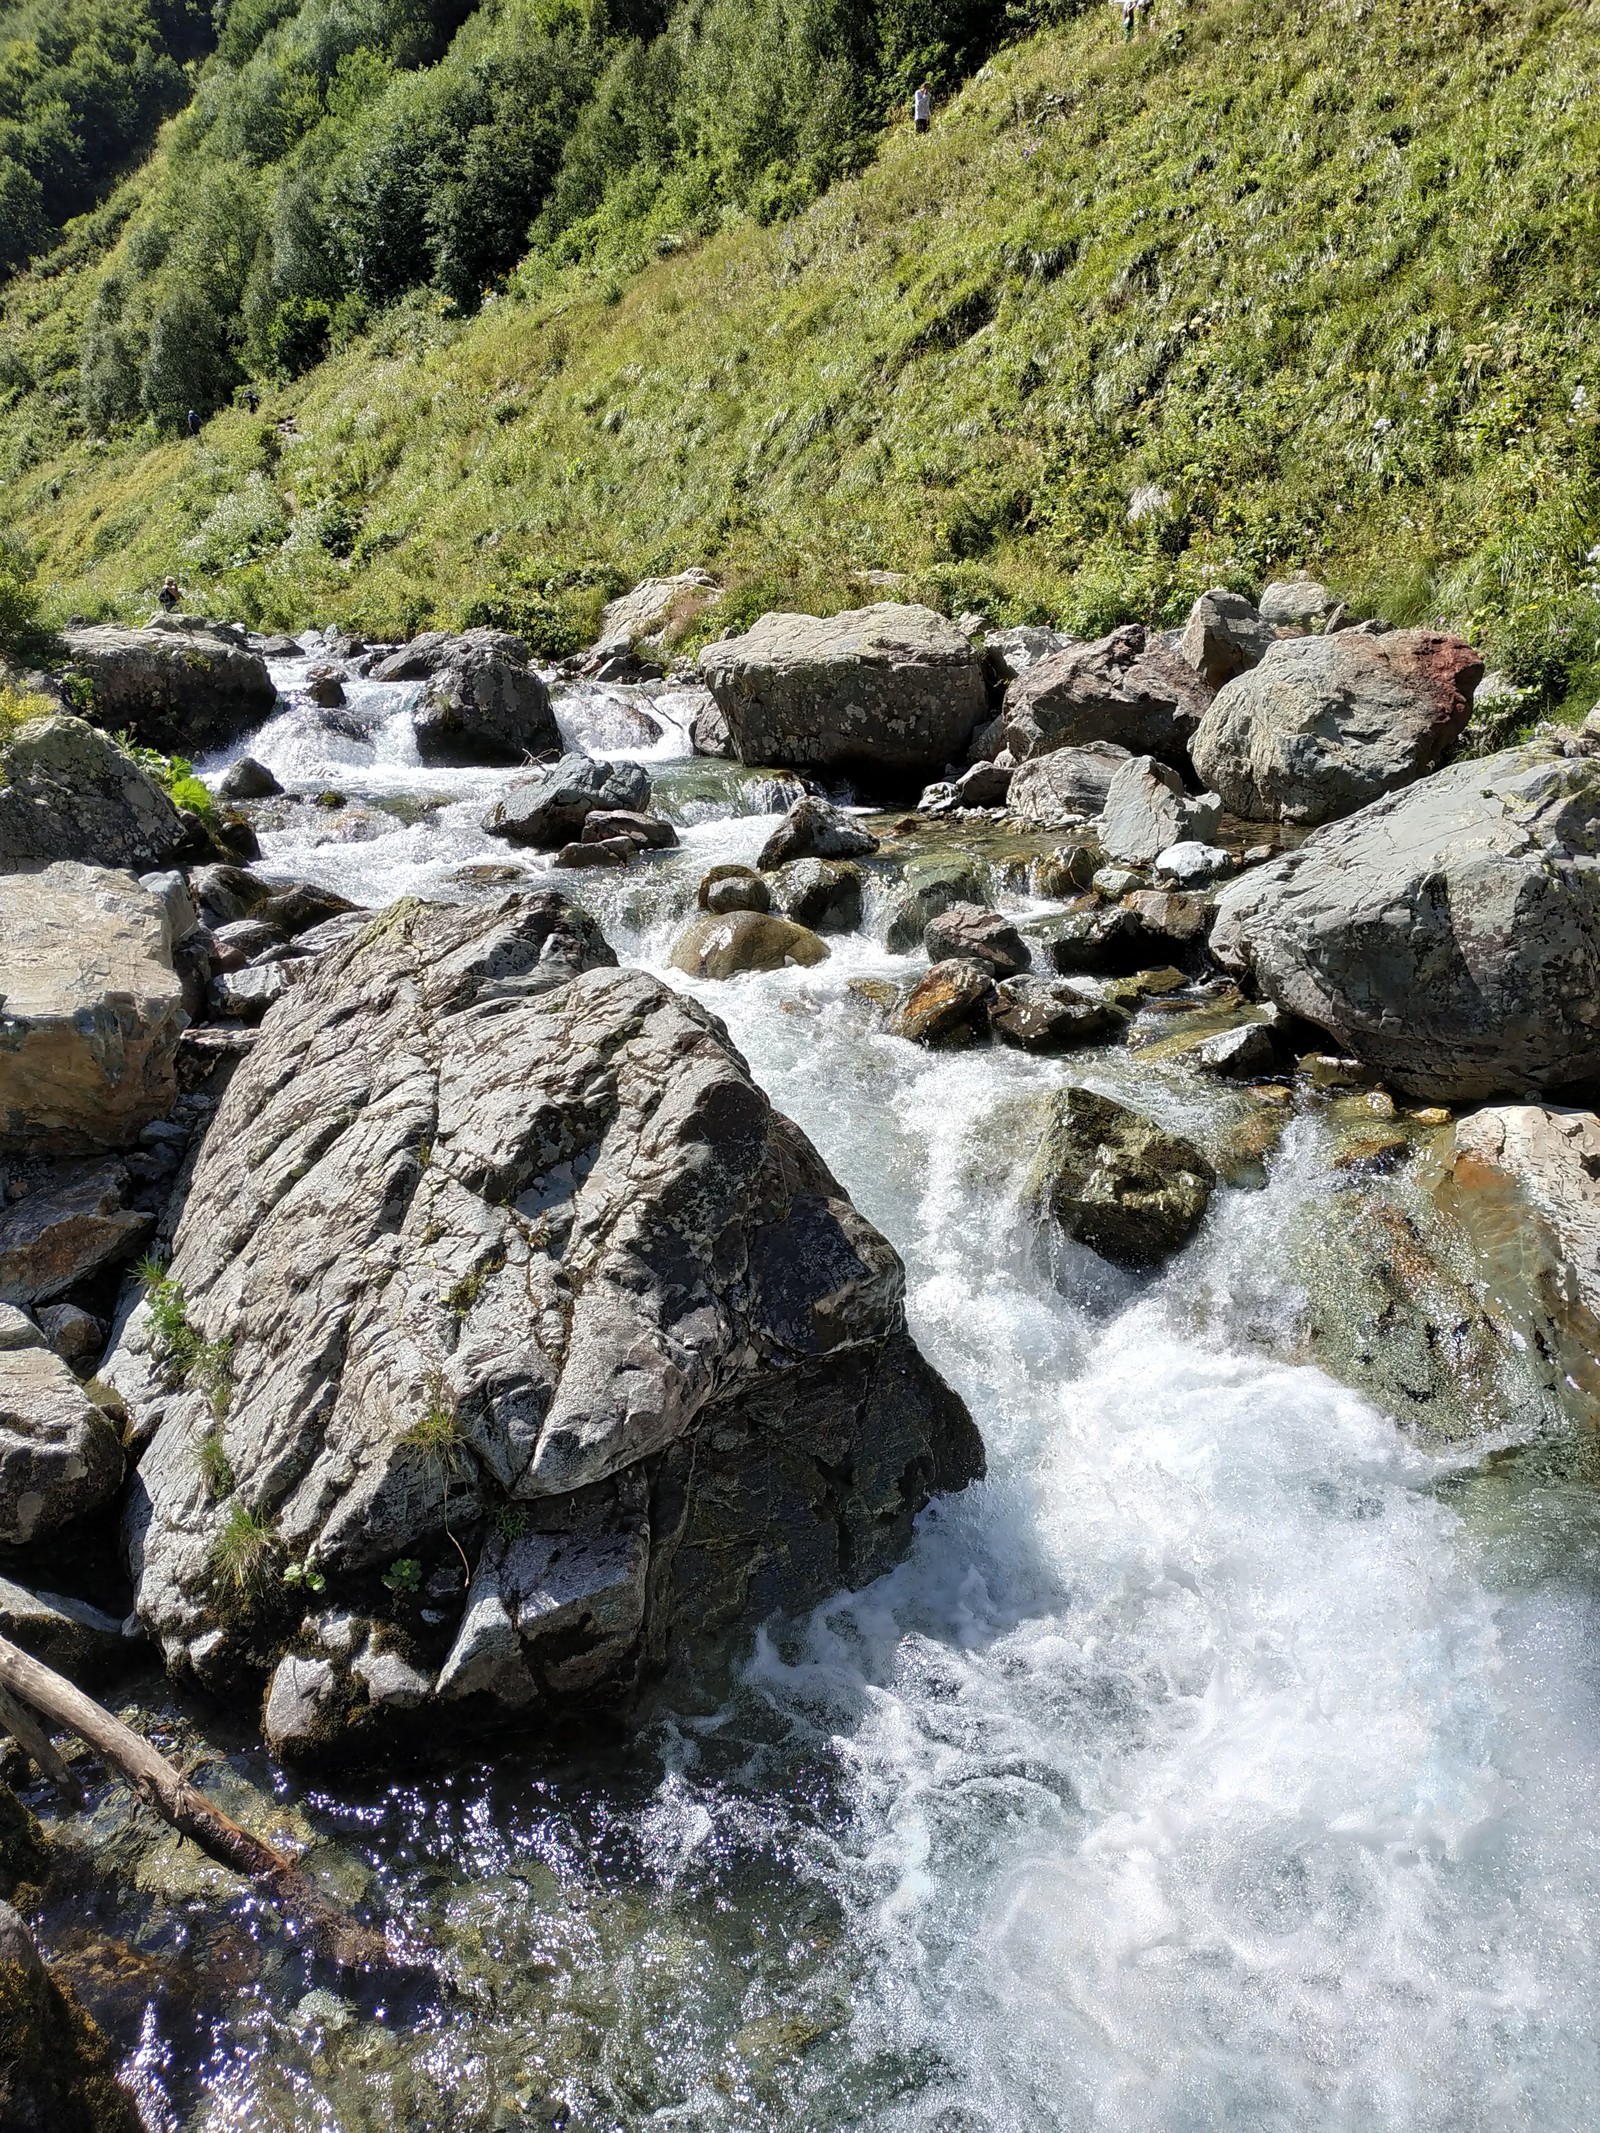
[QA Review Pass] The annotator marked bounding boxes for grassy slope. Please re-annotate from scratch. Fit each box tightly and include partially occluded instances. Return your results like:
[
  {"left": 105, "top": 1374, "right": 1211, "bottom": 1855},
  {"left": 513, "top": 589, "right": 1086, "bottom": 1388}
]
[{"left": 7, "top": 0, "right": 1600, "bottom": 689}]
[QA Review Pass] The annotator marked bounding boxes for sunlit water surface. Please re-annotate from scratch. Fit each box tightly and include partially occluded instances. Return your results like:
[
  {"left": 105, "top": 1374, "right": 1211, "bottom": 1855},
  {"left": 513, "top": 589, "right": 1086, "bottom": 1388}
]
[{"left": 64, "top": 649, "right": 1600, "bottom": 2130}]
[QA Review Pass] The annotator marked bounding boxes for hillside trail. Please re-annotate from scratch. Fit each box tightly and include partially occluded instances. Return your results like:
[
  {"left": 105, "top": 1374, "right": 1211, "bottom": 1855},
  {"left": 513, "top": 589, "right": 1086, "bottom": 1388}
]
[{"left": 77, "top": 644, "right": 1600, "bottom": 2130}]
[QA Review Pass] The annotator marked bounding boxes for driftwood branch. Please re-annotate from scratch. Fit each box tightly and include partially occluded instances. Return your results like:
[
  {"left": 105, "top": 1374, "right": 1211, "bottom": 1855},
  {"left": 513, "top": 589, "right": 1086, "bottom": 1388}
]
[{"left": 0, "top": 1632, "right": 412, "bottom": 1977}]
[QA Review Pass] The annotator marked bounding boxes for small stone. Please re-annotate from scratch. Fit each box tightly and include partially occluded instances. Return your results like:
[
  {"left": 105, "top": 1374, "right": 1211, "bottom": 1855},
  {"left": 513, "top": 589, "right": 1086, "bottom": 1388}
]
[
  {"left": 1093, "top": 866, "right": 1147, "bottom": 900},
  {"left": 209, "top": 963, "right": 292, "bottom": 1018},
  {"left": 581, "top": 809, "right": 677, "bottom": 849},
  {"left": 1410, "top": 1106, "right": 1452, "bottom": 1127},
  {"left": 757, "top": 796, "right": 880, "bottom": 870},
  {"left": 1194, "top": 1023, "right": 1279, "bottom": 1079},
  {"left": 699, "top": 865, "right": 771, "bottom": 915},
  {"left": 353, "top": 1646, "right": 432, "bottom": 1710},
  {"left": 216, "top": 755, "right": 283, "bottom": 802},
  {"left": 262, "top": 1653, "right": 344, "bottom": 1757},
  {"left": 1298, "top": 1053, "right": 1378, "bottom": 1090},
  {"left": 1252, "top": 1083, "right": 1295, "bottom": 1107},
  {"left": 552, "top": 837, "right": 636, "bottom": 868},
  {"left": 1034, "top": 842, "right": 1101, "bottom": 897},
  {"left": 1153, "top": 841, "right": 1235, "bottom": 888},
  {"left": 1366, "top": 1090, "right": 1398, "bottom": 1118}
]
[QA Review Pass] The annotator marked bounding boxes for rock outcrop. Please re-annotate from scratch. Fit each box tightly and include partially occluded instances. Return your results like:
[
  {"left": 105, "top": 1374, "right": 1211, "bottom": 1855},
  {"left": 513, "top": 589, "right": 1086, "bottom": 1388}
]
[
  {"left": 1189, "top": 630, "right": 1482, "bottom": 823},
  {"left": 1210, "top": 743, "right": 1600, "bottom": 1101},
  {"left": 698, "top": 604, "right": 989, "bottom": 783},
  {"left": 1026, "top": 1087, "right": 1215, "bottom": 1269},
  {"left": 0, "top": 716, "right": 187, "bottom": 873},
  {"left": 371, "top": 629, "right": 561, "bottom": 764},
  {"left": 107, "top": 892, "right": 981, "bottom": 1735},
  {"left": 597, "top": 571, "right": 721, "bottom": 650},
  {"left": 0, "top": 864, "right": 187, "bottom": 1153},
  {"left": 1001, "top": 624, "right": 1213, "bottom": 769},
  {"left": 62, "top": 624, "right": 276, "bottom": 755}
]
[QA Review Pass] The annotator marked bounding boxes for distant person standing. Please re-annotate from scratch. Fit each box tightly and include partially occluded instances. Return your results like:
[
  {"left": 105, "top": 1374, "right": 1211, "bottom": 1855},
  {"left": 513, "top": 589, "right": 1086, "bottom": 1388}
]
[
  {"left": 186, "top": 407, "right": 200, "bottom": 436},
  {"left": 157, "top": 576, "right": 180, "bottom": 612},
  {"left": 913, "top": 81, "right": 932, "bottom": 134},
  {"left": 244, "top": 387, "right": 260, "bottom": 414},
  {"left": 1122, "top": 0, "right": 1137, "bottom": 38}
]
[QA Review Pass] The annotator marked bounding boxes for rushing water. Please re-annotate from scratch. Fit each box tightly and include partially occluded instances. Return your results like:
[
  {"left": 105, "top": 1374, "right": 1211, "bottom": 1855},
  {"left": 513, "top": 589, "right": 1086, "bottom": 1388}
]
[{"left": 43, "top": 642, "right": 1600, "bottom": 2129}]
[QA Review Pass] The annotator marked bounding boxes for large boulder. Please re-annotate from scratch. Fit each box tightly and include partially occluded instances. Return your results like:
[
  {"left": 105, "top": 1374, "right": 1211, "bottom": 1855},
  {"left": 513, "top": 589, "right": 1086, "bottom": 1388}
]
[
  {"left": 0, "top": 716, "right": 187, "bottom": 872},
  {"left": 1189, "top": 630, "right": 1482, "bottom": 823},
  {"left": 1026, "top": 1087, "right": 1215, "bottom": 1270},
  {"left": 370, "top": 629, "right": 561, "bottom": 765},
  {"left": 1209, "top": 743, "right": 1600, "bottom": 1102},
  {"left": 483, "top": 752, "right": 651, "bottom": 847},
  {"left": 61, "top": 625, "right": 275, "bottom": 755},
  {"left": 1001, "top": 624, "right": 1214, "bottom": 769},
  {"left": 0, "top": 1334, "right": 124, "bottom": 1546},
  {"left": 1099, "top": 756, "right": 1222, "bottom": 865},
  {"left": 108, "top": 892, "right": 981, "bottom": 1726},
  {"left": 597, "top": 570, "right": 721, "bottom": 649},
  {"left": 1258, "top": 578, "right": 1340, "bottom": 629},
  {"left": 1176, "top": 588, "right": 1274, "bottom": 688},
  {"left": 698, "top": 604, "right": 989, "bottom": 783},
  {"left": 0, "top": 863, "right": 187, "bottom": 1153},
  {"left": 1007, "top": 742, "right": 1131, "bottom": 826}
]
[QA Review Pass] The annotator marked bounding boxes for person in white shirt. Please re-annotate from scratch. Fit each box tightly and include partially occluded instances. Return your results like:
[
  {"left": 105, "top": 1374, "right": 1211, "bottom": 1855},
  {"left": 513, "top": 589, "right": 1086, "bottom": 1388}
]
[{"left": 913, "top": 82, "right": 932, "bottom": 133}]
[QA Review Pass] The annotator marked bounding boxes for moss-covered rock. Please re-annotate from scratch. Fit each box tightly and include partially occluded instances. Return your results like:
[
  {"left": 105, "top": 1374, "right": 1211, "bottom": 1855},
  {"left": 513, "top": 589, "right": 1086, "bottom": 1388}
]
[
  {"left": 1027, "top": 1086, "right": 1216, "bottom": 1270},
  {"left": 0, "top": 1900, "right": 141, "bottom": 2133}
]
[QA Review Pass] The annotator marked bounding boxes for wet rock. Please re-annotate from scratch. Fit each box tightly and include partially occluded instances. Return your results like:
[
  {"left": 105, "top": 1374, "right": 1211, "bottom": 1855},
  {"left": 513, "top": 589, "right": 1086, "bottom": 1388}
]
[
  {"left": 61, "top": 624, "right": 276, "bottom": 755},
  {"left": 1258, "top": 577, "right": 1341, "bottom": 629},
  {"left": 1176, "top": 588, "right": 1275, "bottom": 687},
  {"left": 0, "top": 1899, "right": 143, "bottom": 2133},
  {"left": 1449, "top": 1104, "right": 1600, "bottom": 1327},
  {"left": 553, "top": 837, "right": 637, "bottom": 869},
  {"left": 0, "top": 1573, "right": 130, "bottom": 1673},
  {"left": 0, "top": 1163, "right": 148, "bottom": 1305},
  {"left": 110, "top": 891, "right": 979, "bottom": 1724},
  {"left": 411, "top": 629, "right": 561, "bottom": 765},
  {"left": 263, "top": 1654, "right": 343, "bottom": 1757},
  {"left": 484, "top": 752, "right": 651, "bottom": 847},
  {"left": 0, "top": 716, "right": 187, "bottom": 873},
  {"left": 1007, "top": 742, "right": 1132, "bottom": 825},
  {"left": 923, "top": 903, "right": 1032, "bottom": 976},
  {"left": 1001, "top": 624, "right": 1214, "bottom": 770},
  {"left": 0, "top": 864, "right": 186, "bottom": 1155},
  {"left": 771, "top": 859, "right": 863, "bottom": 933},
  {"left": 888, "top": 959, "right": 996, "bottom": 1045},
  {"left": 1026, "top": 1087, "right": 1215, "bottom": 1270},
  {"left": 1194, "top": 1022, "right": 1280, "bottom": 1078},
  {"left": 37, "top": 1304, "right": 105, "bottom": 1372},
  {"left": 989, "top": 978, "right": 1123, "bottom": 1052},
  {"left": 1153, "top": 840, "right": 1234, "bottom": 888},
  {"left": 883, "top": 854, "right": 986, "bottom": 952},
  {"left": 1190, "top": 630, "right": 1483, "bottom": 824},
  {"left": 302, "top": 666, "right": 346, "bottom": 708},
  {"left": 698, "top": 865, "right": 770, "bottom": 915},
  {"left": 1022, "top": 901, "right": 1159, "bottom": 976},
  {"left": 256, "top": 882, "right": 358, "bottom": 938},
  {"left": 1210, "top": 742, "right": 1600, "bottom": 1102},
  {"left": 757, "top": 795, "right": 880, "bottom": 869},
  {"left": 699, "top": 604, "right": 989, "bottom": 781},
  {"left": 669, "top": 911, "right": 830, "bottom": 979},
  {"left": 1099, "top": 756, "right": 1222, "bottom": 866},
  {"left": 689, "top": 692, "right": 732, "bottom": 757},
  {"left": 0, "top": 1343, "right": 123, "bottom": 1544},
  {"left": 216, "top": 755, "right": 283, "bottom": 802},
  {"left": 582, "top": 809, "right": 677, "bottom": 850}
]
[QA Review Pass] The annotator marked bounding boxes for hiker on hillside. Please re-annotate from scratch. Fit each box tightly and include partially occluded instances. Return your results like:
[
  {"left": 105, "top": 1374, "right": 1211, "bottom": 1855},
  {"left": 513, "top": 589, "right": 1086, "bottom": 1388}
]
[
  {"left": 913, "top": 82, "right": 932, "bottom": 133},
  {"left": 1121, "top": 0, "right": 1137, "bottom": 39},
  {"left": 186, "top": 407, "right": 200, "bottom": 436},
  {"left": 244, "top": 387, "right": 260, "bottom": 414},
  {"left": 157, "top": 576, "right": 180, "bottom": 612}
]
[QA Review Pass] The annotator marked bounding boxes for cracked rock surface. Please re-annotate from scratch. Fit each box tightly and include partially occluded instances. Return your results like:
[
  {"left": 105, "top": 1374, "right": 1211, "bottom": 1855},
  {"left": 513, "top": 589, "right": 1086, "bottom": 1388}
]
[{"left": 107, "top": 890, "right": 982, "bottom": 1742}]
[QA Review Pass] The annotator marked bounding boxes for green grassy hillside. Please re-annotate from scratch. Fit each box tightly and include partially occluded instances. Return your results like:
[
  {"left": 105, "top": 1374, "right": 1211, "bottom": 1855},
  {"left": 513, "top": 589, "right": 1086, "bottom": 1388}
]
[{"left": 7, "top": 0, "right": 1600, "bottom": 705}]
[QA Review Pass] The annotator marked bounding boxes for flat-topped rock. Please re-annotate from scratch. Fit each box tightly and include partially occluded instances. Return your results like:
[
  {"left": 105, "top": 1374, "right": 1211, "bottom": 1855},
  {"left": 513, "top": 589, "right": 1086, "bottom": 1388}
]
[
  {"left": 0, "top": 863, "right": 186, "bottom": 1152},
  {"left": 699, "top": 603, "right": 989, "bottom": 782},
  {"left": 62, "top": 624, "right": 276, "bottom": 755}
]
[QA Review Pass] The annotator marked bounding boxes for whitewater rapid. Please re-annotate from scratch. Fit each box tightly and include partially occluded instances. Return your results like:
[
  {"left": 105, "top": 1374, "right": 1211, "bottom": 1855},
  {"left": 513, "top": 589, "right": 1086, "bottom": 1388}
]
[{"left": 140, "top": 643, "right": 1600, "bottom": 2130}]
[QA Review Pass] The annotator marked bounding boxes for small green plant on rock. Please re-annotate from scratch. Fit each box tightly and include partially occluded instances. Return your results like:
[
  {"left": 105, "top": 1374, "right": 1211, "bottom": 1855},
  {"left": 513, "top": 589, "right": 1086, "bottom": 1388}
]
[
  {"left": 136, "top": 1255, "right": 234, "bottom": 1419},
  {"left": 196, "top": 1429, "right": 235, "bottom": 1500},
  {"left": 211, "top": 1501, "right": 281, "bottom": 1599},
  {"left": 382, "top": 1556, "right": 422, "bottom": 1598},
  {"left": 282, "top": 1558, "right": 326, "bottom": 1595}
]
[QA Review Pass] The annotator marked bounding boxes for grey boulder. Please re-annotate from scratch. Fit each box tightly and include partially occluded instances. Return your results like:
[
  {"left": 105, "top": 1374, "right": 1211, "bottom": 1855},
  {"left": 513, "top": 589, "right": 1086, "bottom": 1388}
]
[
  {"left": 699, "top": 604, "right": 989, "bottom": 781},
  {"left": 1258, "top": 578, "right": 1341, "bottom": 629},
  {"left": 0, "top": 716, "right": 187, "bottom": 873},
  {"left": 1002, "top": 624, "right": 1214, "bottom": 769},
  {"left": 1007, "top": 742, "right": 1132, "bottom": 826},
  {"left": 1209, "top": 742, "right": 1600, "bottom": 1101},
  {"left": 110, "top": 891, "right": 980, "bottom": 1727},
  {"left": 373, "top": 628, "right": 561, "bottom": 765},
  {"left": 923, "top": 903, "right": 1032, "bottom": 977},
  {"left": 757, "top": 795, "right": 879, "bottom": 869},
  {"left": 0, "top": 1161, "right": 149, "bottom": 1304},
  {"left": 62, "top": 624, "right": 276, "bottom": 755},
  {"left": 771, "top": 858, "right": 863, "bottom": 933},
  {"left": 1099, "top": 756, "right": 1222, "bottom": 865},
  {"left": 216, "top": 755, "right": 283, "bottom": 802},
  {"left": 483, "top": 752, "right": 651, "bottom": 847},
  {"left": 1190, "top": 630, "right": 1482, "bottom": 824},
  {"left": 0, "top": 1340, "right": 123, "bottom": 1545}
]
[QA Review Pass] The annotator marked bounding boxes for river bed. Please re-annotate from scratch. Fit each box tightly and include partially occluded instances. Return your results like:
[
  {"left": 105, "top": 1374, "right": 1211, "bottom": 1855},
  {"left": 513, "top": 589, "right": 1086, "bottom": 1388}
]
[{"left": 32, "top": 645, "right": 1600, "bottom": 2130}]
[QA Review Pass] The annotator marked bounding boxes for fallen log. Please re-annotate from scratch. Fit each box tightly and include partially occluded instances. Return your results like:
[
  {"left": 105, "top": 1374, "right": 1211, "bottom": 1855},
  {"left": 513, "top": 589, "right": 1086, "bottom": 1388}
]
[{"left": 0, "top": 1632, "right": 412, "bottom": 1977}]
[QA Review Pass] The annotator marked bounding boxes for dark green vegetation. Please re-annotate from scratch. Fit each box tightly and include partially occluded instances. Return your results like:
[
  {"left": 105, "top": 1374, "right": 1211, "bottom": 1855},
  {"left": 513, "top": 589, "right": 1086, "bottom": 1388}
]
[
  {"left": 0, "top": 0, "right": 214, "bottom": 276},
  {"left": 3, "top": 0, "right": 1600, "bottom": 707}
]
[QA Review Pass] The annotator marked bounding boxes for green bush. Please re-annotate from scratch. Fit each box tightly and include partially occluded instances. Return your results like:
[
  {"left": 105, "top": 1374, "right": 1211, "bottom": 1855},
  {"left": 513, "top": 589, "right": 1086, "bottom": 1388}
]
[{"left": 0, "top": 541, "right": 40, "bottom": 656}]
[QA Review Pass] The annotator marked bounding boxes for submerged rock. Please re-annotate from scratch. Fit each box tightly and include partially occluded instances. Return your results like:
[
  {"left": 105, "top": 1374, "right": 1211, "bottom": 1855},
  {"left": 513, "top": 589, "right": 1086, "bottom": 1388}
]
[
  {"left": 699, "top": 603, "right": 989, "bottom": 782},
  {"left": 669, "top": 911, "right": 831, "bottom": 979},
  {"left": 1210, "top": 742, "right": 1600, "bottom": 1102},
  {"left": 1190, "top": 630, "right": 1482, "bottom": 823},
  {"left": 109, "top": 892, "right": 980, "bottom": 1732},
  {"left": 1026, "top": 1086, "right": 1215, "bottom": 1269}
]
